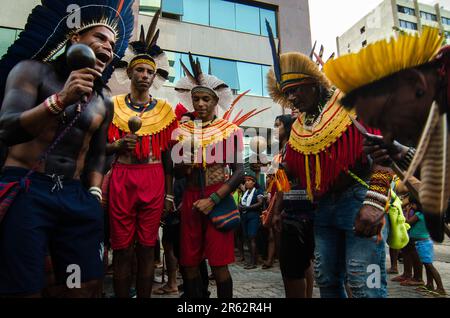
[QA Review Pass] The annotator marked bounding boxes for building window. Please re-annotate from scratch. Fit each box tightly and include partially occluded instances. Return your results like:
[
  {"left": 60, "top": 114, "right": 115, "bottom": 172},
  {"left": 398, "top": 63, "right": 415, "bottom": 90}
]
[
  {"left": 445, "top": 31, "right": 450, "bottom": 44},
  {"left": 161, "top": 0, "right": 184, "bottom": 16},
  {"left": 261, "top": 65, "right": 270, "bottom": 97},
  {"left": 0, "top": 27, "right": 21, "bottom": 58},
  {"left": 237, "top": 62, "right": 262, "bottom": 96},
  {"left": 442, "top": 17, "right": 450, "bottom": 25},
  {"left": 166, "top": 50, "right": 271, "bottom": 97},
  {"left": 155, "top": 0, "right": 277, "bottom": 37},
  {"left": 210, "top": 58, "right": 239, "bottom": 91},
  {"left": 260, "top": 8, "right": 278, "bottom": 37},
  {"left": 397, "top": 5, "right": 415, "bottom": 16},
  {"left": 182, "top": 0, "right": 209, "bottom": 24},
  {"left": 210, "top": 0, "right": 236, "bottom": 30},
  {"left": 362, "top": 40, "right": 367, "bottom": 47},
  {"left": 420, "top": 11, "right": 437, "bottom": 21},
  {"left": 360, "top": 26, "right": 366, "bottom": 34},
  {"left": 140, "top": 0, "right": 161, "bottom": 14},
  {"left": 236, "top": 2, "right": 261, "bottom": 35},
  {"left": 399, "top": 19, "right": 418, "bottom": 30}
]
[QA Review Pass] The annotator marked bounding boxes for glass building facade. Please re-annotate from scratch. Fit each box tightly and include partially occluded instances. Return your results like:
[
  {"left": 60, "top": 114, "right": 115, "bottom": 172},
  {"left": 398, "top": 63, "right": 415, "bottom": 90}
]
[
  {"left": 141, "top": 0, "right": 278, "bottom": 37},
  {"left": 0, "top": 27, "right": 21, "bottom": 59},
  {"left": 166, "top": 51, "right": 271, "bottom": 97}
]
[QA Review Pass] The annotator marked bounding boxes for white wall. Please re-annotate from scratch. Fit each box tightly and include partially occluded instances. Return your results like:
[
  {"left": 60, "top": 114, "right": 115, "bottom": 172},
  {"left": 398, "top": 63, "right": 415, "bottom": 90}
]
[{"left": 0, "top": 0, "right": 40, "bottom": 28}]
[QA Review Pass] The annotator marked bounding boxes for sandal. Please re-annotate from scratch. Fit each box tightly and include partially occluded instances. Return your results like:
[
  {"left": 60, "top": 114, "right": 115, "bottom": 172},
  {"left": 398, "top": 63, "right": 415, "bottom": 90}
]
[
  {"left": 153, "top": 285, "right": 179, "bottom": 295},
  {"left": 244, "top": 264, "right": 257, "bottom": 270},
  {"left": 391, "top": 275, "right": 409, "bottom": 282},
  {"left": 262, "top": 264, "right": 273, "bottom": 269},
  {"left": 425, "top": 289, "right": 447, "bottom": 298},
  {"left": 387, "top": 268, "right": 399, "bottom": 274},
  {"left": 400, "top": 279, "right": 425, "bottom": 287}
]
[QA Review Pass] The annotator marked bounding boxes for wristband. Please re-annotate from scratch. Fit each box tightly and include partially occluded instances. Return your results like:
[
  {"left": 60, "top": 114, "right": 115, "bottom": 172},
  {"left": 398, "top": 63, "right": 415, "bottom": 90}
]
[
  {"left": 209, "top": 192, "right": 221, "bottom": 205},
  {"left": 89, "top": 186, "right": 102, "bottom": 202},
  {"left": 363, "top": 200, "right": 386, "bottom": 212},
  {"left": 44, "top": 94, "right": 63, "bottom": 115}
]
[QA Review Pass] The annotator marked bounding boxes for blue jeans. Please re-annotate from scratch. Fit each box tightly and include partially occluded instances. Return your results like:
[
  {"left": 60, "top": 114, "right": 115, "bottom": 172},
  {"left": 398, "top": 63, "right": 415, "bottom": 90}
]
[{"left": 314, "top": 183, "right": 387, "bottom": 298}]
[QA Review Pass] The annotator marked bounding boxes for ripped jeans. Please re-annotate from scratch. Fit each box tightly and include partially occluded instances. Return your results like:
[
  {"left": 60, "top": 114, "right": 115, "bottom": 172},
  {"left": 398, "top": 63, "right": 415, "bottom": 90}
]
[{"left": 314, "top": 183, "right": 387, "bottom": 298}]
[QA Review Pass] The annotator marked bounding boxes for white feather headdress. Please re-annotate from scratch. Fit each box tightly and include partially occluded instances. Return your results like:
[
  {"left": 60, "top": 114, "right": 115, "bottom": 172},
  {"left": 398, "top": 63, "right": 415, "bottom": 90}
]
[{"left": 174, "top": 53, "right": 233, "bottom": 112}]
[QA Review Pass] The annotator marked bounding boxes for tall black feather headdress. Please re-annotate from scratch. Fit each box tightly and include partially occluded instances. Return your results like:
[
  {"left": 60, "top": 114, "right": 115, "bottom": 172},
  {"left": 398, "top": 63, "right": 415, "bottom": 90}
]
[
  {"left": 0, "top": 0, "right": 135, "bottom": 103},
  {"left": 114, "top": 9, "right": 170, "bottom": 89}
]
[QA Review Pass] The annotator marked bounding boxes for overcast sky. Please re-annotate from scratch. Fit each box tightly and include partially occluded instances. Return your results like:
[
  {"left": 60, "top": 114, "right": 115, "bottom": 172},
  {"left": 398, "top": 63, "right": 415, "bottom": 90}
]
[{"left": 308, "top": 0, "right": 438, "bottom": 56}]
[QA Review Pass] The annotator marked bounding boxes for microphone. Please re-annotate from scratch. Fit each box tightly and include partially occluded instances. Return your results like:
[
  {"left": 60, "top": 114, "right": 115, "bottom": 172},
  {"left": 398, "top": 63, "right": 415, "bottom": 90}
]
[{"left": 66, "top": 43, "right": 97, "bottom": 104}]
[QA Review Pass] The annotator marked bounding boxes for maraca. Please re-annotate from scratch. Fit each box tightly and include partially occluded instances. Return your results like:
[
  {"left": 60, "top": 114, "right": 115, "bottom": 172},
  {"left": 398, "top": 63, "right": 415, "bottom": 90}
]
[{"left": 128, "top": 116, "right": 142, "bottom": 134}]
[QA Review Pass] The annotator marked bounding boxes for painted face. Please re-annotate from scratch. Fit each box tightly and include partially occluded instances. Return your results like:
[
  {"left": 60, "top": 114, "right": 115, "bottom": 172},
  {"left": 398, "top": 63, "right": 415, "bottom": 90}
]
[
  {"left": 128, "top": 63, "right": 155, "bottom": 92},
  {"left": 353, "top": 74, "right": 435, "bottom": 146},
  {"left": 284, "top": 83, "right": 320, "bottom": 114},
  {"left": 74, "top": 26, "right": 116, "bottom": 74},
  {"left": 192, "top": 91, "right": 218, "bottom": 121}
]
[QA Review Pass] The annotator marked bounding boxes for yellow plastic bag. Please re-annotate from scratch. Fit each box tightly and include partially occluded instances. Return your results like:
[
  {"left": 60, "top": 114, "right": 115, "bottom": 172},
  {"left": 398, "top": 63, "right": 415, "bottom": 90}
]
[{"left": 387, "top": 190, "right": 410, "bottom": 250}]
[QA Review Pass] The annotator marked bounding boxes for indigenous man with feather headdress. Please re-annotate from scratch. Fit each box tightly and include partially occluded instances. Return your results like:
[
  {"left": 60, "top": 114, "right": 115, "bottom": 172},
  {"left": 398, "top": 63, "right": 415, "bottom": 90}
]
[
  {"left": 324, "top": 27, "right": 450, "bottom": 244},
  {"left": 0, "top": 0, "right": 134, "bottom": 297},
  {"left": 105, "top": 11, "right": 177, "bottom": 298},
  {"left": 171, "top": 54, "right": 245, "bottom": 298},
  {"left": 265, "top": 22, "right": 392, "bottom": 298}
]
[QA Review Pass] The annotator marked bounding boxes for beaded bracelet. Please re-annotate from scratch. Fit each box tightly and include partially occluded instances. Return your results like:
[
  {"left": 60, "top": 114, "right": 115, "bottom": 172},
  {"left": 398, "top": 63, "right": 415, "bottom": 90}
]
[
  {"left": 364, "top": 170, "right": 393, "bottom": 212},
  {"left": 44, "top": 94, "right": 63, "bottom": 115}
]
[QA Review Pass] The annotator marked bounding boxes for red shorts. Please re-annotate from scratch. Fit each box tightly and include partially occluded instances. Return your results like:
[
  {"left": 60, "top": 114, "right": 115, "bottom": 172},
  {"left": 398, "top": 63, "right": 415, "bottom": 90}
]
[
  {"left": 109, "top": 163, "right": 164, "bottom": 250},
  {"left": 180, "top": 183, "right": 235, "bottom": 267}
]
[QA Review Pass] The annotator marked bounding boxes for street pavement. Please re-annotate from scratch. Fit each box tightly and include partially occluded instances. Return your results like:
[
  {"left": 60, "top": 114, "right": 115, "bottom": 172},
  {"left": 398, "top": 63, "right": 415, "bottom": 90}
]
[{"left": 104, "top": 238, "right": 450, "bottom": 299}]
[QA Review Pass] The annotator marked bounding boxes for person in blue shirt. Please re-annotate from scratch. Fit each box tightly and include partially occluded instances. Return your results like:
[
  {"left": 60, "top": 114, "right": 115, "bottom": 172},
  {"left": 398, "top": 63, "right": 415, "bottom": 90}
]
[
  {"left": 408, "top": 196, "right": 447, "bottom": 296},
  {"left": 239, "top": 173, "right": 264, "bottom": 270}
]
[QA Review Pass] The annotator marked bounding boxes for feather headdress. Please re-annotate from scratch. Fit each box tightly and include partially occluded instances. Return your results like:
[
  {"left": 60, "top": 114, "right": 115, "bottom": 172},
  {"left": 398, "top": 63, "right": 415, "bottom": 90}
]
[
  {"left": 265, "top": 21, "right": 331, "bottom": 108},
  {"left": 0, "top": 0, "right": 135, "bottom": 102},
  {"left": 174, "top": 52, "right": 233, "bottom": 112},
  {"left": 114, "top": 9, "right": 170, "bottom": 90}
]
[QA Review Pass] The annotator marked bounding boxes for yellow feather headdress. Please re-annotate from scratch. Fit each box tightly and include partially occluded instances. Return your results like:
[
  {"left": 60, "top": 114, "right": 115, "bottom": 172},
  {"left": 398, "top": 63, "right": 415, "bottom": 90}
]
[
  {"left": 323, "top": 27, "right": 444, "bottom": 95},
  {"left": 267, "top": 52, "right": 332, "bottom": 108}
]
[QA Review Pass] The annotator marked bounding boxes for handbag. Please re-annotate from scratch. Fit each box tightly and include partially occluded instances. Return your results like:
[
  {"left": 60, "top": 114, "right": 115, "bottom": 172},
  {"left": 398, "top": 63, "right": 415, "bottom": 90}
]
[
  {"left": 209, "top": 194, "right": 240, "bottom": 232},
  {"left": 197, "top": 168, "right": 240, "bottom": 232},
  {"left": 387, "top": 189, "right": 410, "bottom": 250}
]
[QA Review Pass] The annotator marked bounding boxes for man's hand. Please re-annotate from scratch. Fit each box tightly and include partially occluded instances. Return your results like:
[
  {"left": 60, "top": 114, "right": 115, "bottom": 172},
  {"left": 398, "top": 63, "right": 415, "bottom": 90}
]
[
  {"left": 164, "top": 197, "right": 175, "bottom": 214},
  {"left": 193, "top": 198, "right": 215, "bottom": 216},
  {"left": 116, "top": 134, "right": 138, "bottom": 153},
  {"left": 363, "top": 137, "right": 409, "bottom": 167},
  {"left": 239, "top": 204, "right": 247, "bottom": 212},
  {"left": 58, "top": 68, "right": 102, "bottom": 106},
  {"left": 272, "top": 213, "right": 282, "bottom": 233},
  {"left": 354, "top": 204, "right": 385, "bottom": 237}
]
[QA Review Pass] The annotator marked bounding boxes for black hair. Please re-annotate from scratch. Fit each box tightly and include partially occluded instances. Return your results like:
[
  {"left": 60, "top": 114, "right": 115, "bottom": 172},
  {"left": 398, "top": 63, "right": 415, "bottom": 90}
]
[
  {"left": 408, "top": 194, "right": 423, "bottom": 210},
  {"left": 275, "top": 114, "right": 294, "bottom": 139}
]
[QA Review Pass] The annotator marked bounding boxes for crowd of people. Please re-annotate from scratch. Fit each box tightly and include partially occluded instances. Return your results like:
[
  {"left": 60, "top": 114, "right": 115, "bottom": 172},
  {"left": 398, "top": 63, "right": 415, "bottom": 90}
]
[{"left": 0, "top": 0, "right": 449, "bottom": 299}]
